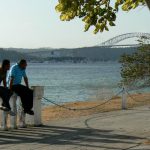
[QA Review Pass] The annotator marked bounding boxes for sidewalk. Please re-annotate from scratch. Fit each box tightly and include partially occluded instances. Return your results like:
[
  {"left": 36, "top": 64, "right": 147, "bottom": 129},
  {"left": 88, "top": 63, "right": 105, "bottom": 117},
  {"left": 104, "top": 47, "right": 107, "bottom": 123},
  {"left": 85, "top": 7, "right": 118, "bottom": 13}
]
[{"left": 0, "top": 105, "right": 150, "bottom": 150}]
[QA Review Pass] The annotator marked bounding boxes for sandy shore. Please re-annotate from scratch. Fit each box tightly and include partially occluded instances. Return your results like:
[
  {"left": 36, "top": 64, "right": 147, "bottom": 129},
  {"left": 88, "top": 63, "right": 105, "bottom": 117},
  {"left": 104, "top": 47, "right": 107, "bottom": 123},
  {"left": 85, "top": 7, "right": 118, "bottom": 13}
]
[
  {"left": 0, "top": 93, "right": 149, "bottom": 125},
  {"left": 42, "top": 92, "right": 150, "bottom": 123}
]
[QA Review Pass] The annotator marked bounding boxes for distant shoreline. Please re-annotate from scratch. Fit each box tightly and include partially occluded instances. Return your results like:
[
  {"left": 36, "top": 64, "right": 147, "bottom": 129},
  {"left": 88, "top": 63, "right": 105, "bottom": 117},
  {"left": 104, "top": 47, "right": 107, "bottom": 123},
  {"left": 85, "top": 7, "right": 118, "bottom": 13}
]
[{"left": 1, "top": 46, "right": 137, "bottom": 62}]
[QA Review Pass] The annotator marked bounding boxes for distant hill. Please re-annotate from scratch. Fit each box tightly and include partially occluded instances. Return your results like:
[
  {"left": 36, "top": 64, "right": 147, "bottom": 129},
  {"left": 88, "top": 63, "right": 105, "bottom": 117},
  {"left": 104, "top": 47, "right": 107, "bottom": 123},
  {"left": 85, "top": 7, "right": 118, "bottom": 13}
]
[
  {"left": 66, "top": 46, "right": 138, "bottom": 61},
  {"left": 0, "top": 48, "right": 38, "bottom": 62},
  {"left": 4, "top": 47, "right": 54, "bottom": 53},
  {"left": 22, "top": 46, "right": 138, "bottom": 62},
  {"left": 1, "top": 46, "right": 138, "bottom": 62}
]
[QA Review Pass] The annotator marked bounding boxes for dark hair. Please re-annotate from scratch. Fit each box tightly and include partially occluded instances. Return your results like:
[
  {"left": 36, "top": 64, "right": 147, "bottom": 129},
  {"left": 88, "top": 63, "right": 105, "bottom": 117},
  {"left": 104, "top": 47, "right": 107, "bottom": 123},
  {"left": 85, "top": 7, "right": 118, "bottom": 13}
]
[
  {"left": 2, "top": 59, "right": 10, "bottom": 70},
  {"left": 18, "top": 59, "right": 27, "bottom": 65}
]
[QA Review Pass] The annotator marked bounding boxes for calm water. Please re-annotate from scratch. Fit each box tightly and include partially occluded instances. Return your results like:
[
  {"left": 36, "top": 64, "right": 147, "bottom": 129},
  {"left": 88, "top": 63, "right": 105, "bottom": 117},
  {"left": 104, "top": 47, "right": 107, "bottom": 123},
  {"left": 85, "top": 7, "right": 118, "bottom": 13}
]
[{"left": 26, "top": 62, "right": 121, "bottom": 104}]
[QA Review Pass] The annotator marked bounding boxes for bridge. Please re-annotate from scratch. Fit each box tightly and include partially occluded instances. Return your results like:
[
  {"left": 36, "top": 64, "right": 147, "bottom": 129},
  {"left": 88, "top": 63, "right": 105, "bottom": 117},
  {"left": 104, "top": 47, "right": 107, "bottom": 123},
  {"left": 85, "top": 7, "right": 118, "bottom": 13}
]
[{"left": 98, "top": 32, "right": 150, "bottom": 47}]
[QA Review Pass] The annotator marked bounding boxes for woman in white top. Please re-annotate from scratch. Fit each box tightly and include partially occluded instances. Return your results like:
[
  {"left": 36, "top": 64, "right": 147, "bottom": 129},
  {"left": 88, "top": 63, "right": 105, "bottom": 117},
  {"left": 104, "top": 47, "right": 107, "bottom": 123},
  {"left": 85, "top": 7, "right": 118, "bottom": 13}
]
[{"left": 0, "top": 59, "right": 15, "bottom": 116}]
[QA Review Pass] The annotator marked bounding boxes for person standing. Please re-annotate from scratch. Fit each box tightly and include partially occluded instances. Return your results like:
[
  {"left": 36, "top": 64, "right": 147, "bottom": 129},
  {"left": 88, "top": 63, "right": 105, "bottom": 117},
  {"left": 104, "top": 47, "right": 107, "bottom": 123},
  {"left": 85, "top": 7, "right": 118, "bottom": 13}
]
[
  {"left": 7, "top": 59, "right": 34, "bottom": 115},
  {"left": 0, "top": 59, "right": 15, "bottom": 116}
]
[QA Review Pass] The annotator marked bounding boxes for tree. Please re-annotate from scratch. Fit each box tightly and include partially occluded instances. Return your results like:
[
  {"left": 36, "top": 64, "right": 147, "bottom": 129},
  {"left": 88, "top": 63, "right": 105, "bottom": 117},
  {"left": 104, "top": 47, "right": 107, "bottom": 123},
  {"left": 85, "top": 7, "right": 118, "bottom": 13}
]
[
  {"left": 119, "top": 36, "right": 150, "bottom": 88},
  {"left": 145, "top": 0, "right": 150, "bottom": 9},
  {"left": 55, "top": 0, "right": 146, "bottom": 34}
]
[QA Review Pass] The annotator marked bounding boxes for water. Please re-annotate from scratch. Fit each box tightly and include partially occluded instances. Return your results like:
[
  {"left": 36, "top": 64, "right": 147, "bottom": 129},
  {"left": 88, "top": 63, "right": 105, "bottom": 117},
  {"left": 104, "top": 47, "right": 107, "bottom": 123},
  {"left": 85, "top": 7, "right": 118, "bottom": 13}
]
[{"left": 26, "top": 62, "right": 122, "bottom": 105}]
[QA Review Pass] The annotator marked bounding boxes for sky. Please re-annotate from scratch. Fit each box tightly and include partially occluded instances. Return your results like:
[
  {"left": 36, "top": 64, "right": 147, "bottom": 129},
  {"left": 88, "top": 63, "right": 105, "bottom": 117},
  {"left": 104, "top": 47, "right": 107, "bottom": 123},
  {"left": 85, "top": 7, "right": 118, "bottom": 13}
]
[{"left": 0, "top": 0, "right": 150, "bottom": 49}]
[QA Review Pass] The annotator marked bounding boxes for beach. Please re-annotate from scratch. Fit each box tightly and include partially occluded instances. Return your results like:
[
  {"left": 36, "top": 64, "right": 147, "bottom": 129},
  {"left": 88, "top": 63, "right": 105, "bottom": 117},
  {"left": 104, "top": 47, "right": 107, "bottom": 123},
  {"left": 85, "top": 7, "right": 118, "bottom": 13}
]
[
  {"left": 42, "top": 92, "right": 150, "bottom": 123},
  {"left": 0, "top": 92, "right": 150, "bottom": 126}
]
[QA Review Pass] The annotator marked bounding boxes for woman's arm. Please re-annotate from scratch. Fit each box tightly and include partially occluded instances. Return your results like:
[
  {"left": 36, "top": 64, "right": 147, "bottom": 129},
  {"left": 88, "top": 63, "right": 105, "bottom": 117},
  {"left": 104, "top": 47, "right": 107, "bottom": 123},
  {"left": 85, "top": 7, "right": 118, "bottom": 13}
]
[
  {"left": 9, "top": 77, "right": 14, "bottom": 91},
  {"left": 2, "top": 78, "right": 7, "bottom": 88}
]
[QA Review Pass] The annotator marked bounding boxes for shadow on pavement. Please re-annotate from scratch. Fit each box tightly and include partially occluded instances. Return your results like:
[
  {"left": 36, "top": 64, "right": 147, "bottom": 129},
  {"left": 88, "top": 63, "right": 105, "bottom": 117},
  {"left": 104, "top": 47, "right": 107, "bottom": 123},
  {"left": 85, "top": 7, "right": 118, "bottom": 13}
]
[{"left": 0, "top": 125, "right": 144, "bottom": 149}]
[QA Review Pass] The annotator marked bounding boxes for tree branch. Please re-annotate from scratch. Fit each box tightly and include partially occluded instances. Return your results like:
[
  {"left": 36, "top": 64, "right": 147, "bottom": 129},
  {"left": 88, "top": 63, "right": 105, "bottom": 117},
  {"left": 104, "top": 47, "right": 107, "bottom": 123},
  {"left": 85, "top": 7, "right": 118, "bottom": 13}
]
[{"left": 145, "top": 0, "right": 150, "bottom": 10}]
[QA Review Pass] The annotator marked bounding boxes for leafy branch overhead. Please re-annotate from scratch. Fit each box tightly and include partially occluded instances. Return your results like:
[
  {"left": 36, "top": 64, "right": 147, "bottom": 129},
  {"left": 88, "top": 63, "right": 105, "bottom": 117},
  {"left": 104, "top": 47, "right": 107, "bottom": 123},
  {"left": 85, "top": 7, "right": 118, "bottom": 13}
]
[{"left": 55, "top": 0, "right": 146, "bottom": 34}]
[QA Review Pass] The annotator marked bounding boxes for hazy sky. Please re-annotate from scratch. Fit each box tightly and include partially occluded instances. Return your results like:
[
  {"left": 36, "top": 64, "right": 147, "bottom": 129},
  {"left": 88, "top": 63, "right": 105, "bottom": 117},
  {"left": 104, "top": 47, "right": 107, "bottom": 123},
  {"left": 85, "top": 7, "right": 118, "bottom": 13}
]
[{"left": 0, "top": 0, "right": 150, "bottom": 49}]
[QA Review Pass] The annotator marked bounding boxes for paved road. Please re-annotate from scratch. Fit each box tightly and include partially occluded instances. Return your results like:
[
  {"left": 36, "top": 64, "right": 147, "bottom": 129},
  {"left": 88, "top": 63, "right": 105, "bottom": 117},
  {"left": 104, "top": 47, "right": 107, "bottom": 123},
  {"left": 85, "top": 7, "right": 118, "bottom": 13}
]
[{"left": 0, "top": 106, "right": 150, "bottom": 150}]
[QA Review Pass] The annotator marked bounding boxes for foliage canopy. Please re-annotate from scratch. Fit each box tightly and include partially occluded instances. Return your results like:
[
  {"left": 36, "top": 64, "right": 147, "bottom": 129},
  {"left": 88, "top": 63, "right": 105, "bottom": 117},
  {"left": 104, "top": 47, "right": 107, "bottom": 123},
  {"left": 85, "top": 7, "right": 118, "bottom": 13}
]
[
  {"left": 55, "top": 0, "right": 146, "bottom": 34},
  {"left": 119, "top": 36, "right": 150, "bottom": 88}
]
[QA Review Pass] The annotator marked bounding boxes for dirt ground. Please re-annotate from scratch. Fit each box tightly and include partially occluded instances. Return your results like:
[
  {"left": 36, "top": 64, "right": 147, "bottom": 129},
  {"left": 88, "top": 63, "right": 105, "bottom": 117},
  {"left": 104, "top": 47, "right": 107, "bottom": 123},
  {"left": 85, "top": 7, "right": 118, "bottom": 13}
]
[
  {"left": 42, "top": 93, "right": 150, "bottom": 122},
  {"left": 0, "top": 93, "right": 150, "bottom": 126}
]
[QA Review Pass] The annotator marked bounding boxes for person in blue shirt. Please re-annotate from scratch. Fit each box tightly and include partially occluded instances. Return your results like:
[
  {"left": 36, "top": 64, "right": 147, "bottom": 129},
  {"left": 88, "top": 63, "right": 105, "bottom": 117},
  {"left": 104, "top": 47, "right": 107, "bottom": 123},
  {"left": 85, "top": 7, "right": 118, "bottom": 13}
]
[
  {"left": 8, "top": 59, "right": 34, "bottom": 115},
  {"left": 0, "top": 59, "right": 15, "bottom": 116}
]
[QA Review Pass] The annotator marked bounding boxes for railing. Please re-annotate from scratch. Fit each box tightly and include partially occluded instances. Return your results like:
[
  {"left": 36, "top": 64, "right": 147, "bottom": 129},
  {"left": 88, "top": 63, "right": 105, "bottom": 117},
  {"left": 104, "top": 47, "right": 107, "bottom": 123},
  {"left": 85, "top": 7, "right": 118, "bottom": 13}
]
[
  {"left": 0, "top": 86, "right": 44, "bottom": 130},
  {"left": 43, "top": 87, "right": 128, "bottom": 111},
  {"left": 0, "top": 86, "right": 132, "bottom": 130}
]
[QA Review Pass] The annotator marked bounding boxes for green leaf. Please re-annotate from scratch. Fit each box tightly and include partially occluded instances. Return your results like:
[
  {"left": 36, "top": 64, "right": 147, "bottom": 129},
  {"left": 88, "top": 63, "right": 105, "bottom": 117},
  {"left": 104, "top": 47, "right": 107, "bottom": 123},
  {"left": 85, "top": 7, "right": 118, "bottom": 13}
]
[{"left": 109, "top": 21, "right": 115, "bottom": 26}]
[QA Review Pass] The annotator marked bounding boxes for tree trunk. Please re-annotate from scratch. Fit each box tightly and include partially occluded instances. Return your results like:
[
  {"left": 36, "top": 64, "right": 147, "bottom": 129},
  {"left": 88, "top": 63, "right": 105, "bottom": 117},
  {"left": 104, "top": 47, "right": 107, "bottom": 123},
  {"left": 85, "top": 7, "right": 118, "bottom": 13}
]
[{"left": 145, "top": 0, "right": 150, "bottom": 10}]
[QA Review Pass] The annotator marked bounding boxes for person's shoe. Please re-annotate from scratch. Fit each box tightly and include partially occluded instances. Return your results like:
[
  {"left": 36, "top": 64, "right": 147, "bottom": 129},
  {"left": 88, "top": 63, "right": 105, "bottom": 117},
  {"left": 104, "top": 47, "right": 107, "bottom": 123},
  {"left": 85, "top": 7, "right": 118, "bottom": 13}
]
[
  {"left": 8, "top": 111, "right": 16, "bottom": 116},
  {"left": 24, "top": 110, "right": 34, "bottom": 115},
  {"left": 0, "top": 106, "right": 10, "bottom": 111}
]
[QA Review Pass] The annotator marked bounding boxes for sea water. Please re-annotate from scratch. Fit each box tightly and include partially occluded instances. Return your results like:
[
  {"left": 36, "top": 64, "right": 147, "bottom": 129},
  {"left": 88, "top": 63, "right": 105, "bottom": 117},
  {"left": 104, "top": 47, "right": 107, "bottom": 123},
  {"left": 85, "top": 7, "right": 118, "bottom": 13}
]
[{"left": 26, "top": 62, "right": 122, "bottom": 105}]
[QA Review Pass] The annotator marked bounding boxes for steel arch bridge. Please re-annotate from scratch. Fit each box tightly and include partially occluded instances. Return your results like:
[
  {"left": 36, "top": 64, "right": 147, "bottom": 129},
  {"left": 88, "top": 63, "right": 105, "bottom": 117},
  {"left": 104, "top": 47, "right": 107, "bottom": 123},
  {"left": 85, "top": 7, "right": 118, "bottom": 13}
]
[{"left": 99, "top": 32, "right": 150, "bottom": 46}]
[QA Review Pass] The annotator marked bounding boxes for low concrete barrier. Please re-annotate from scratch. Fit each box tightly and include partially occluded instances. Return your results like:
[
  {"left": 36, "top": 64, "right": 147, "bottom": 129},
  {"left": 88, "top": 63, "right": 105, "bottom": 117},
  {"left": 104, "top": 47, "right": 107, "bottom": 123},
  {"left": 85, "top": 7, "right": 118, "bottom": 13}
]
[{"left": 0, "top": 86, "right": 44, "bottom": 130}]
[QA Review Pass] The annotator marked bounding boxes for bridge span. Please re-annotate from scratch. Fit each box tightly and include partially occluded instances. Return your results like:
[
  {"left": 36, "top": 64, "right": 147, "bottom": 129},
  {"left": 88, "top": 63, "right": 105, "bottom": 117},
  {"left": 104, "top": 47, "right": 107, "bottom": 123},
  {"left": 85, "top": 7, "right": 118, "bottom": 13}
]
[{"left": 98, "top": 32, "right": 150, "bottom": 47}]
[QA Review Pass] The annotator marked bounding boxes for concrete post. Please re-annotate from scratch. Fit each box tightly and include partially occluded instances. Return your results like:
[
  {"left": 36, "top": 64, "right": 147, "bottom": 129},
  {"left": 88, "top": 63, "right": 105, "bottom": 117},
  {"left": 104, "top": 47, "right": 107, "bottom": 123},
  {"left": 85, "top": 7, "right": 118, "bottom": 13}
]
[
  {"left": 1, "top": 111, "right": 8, "bottom": 130},
  {"left": 122, "top": 86, "right": 127, "bottom": 110},
  {"left": 18, "top": 97, "right": 26, "bottom": 128},
  {"left": 18, "top": 110, "right": 26, "bottom": 128},
  {"left": 10, "top": 94, "right": 17, "bottom": 129},
  {"left": 21, "top": 86, "right": 44, "bottom": 126},
  {"left": 0, "top": 98, "right": 8, "bottom": 130}
]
